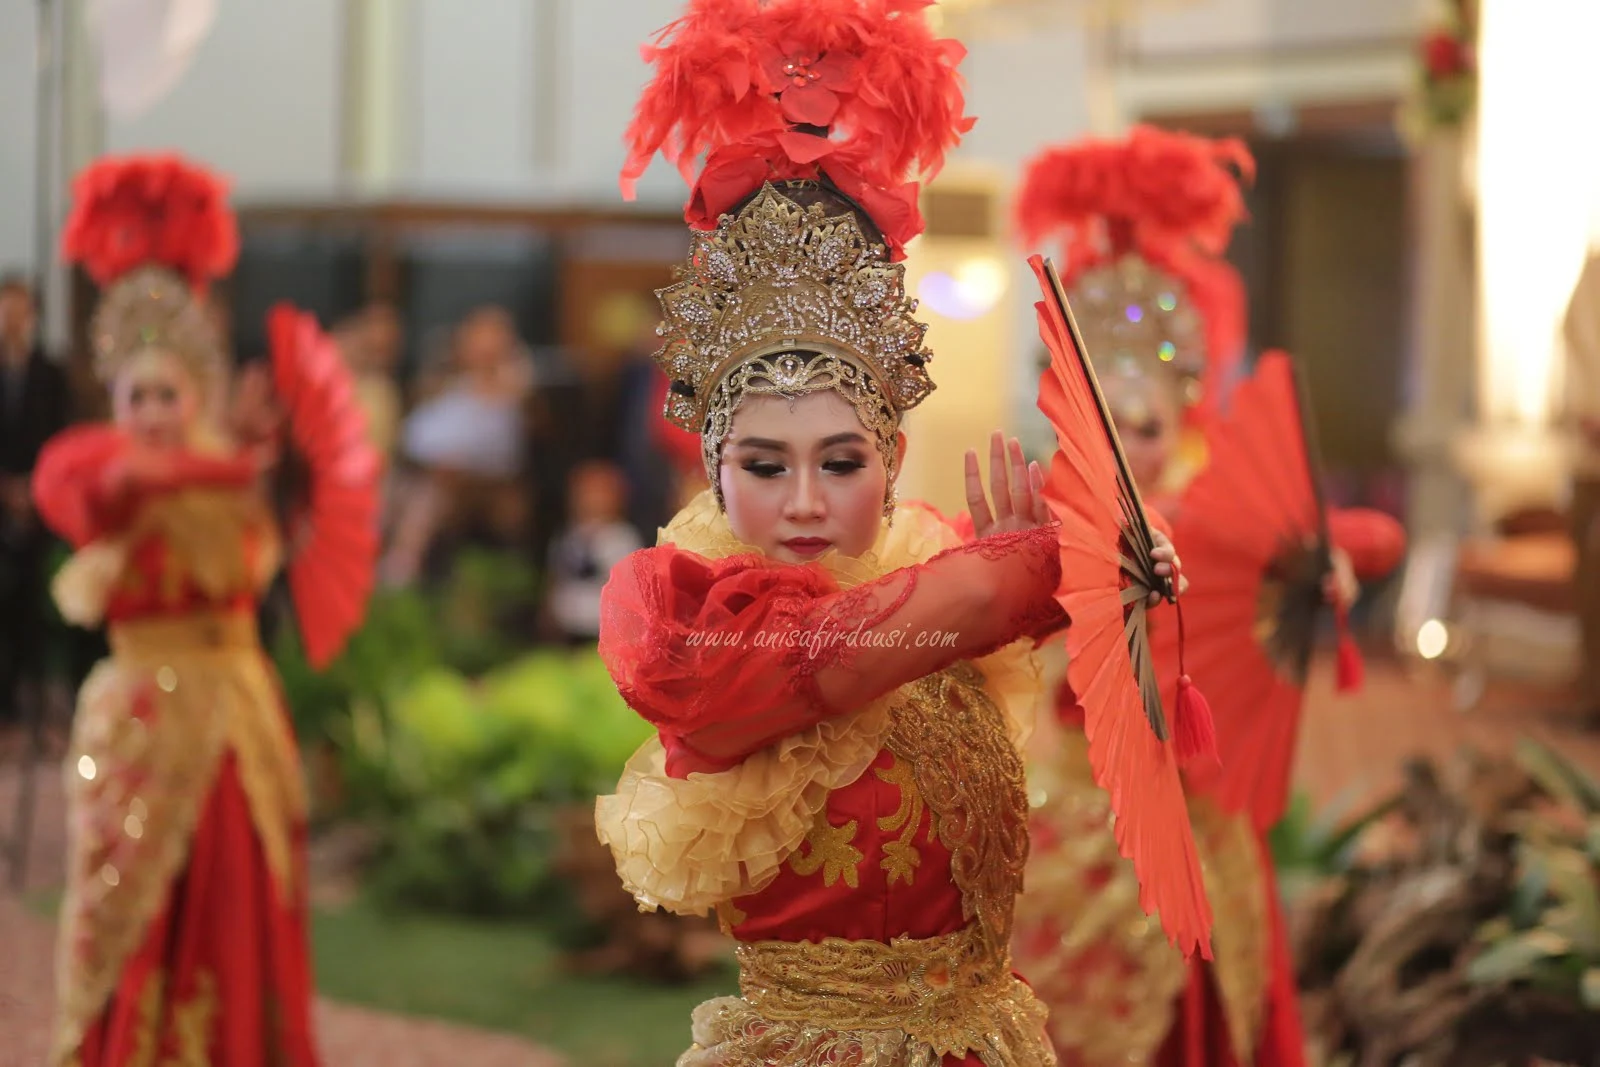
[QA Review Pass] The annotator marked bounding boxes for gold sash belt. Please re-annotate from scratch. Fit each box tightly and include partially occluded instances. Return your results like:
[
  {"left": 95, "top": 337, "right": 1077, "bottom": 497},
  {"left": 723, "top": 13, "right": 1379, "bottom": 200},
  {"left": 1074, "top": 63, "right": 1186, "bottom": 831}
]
[
  {"left": 678, "top": 925, "right": 1055, "bottom": 1067},
  {"left": 109, "top": 610, "right": 260, "bottom": 661}
]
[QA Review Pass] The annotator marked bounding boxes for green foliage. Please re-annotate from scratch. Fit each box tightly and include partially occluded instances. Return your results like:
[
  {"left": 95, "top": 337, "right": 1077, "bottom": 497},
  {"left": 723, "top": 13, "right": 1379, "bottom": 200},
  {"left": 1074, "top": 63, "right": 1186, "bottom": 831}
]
[
  {"left": 1461, "top": 740, "right": 1600, "bottom": 1002},
  {"left": 1270, "top": 787, "right": 1399, "bottom": 879},
  {"left": 272, "top": 548, "right": 539, "bottom": 755},
  {"left": 343, "top": 649, "right": 652, "bottom": 919}
]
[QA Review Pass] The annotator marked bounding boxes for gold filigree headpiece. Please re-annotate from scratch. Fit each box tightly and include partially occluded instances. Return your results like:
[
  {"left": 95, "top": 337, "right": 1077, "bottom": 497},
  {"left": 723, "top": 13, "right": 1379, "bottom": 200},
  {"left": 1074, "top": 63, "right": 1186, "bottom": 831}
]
[
  {"left": 1069, "top": 253, "right": 1205, "bottom": 409},
  {"left": 90, "top": 265, "right": 223, "bottom": 389},
  {"left": 654, "top": 184, "right": 936, "bottom": 504}
]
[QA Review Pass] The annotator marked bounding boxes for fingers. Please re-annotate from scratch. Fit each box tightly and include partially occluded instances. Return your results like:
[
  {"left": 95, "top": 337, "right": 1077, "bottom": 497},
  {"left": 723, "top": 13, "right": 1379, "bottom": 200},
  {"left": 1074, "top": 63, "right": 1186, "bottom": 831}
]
[
  {"left": 1029, "top": 461, "right": 1050, "bottom": 524},
  {"left": 964, "top": 448, "right": 993, "bottom": 533},
  {"left": 988, "top": 432, "right": 1014, "bottom": 521},
  {"left": 1007, "top": 438, "right": 1031, "bottom": 519}
]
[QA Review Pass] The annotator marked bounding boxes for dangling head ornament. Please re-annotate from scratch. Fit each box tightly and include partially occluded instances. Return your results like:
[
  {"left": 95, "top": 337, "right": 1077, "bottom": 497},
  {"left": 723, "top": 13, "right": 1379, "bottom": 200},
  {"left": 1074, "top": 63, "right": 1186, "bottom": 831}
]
[
  {"left": 61, "top": 153, "right": 239, "bottom": 392},
  {"left": 1014, "top": 125, "right": 1253, "bottom": 427},
  {"left": 622, "top": 0, "right": 975, "bottom": 508}
]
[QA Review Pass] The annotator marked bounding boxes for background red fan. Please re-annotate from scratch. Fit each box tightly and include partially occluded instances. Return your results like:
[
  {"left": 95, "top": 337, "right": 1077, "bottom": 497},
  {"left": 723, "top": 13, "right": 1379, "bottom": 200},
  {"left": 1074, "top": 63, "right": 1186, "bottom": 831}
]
[
  {"left": 267, "top": 303, "right": 382, "bottom": 669},
  {"left": 1031, "top": 254, "right": 1213, "bottom": 959},
  {"left": 1148, "top": 350, "right": 1345, "bottom": 833}
]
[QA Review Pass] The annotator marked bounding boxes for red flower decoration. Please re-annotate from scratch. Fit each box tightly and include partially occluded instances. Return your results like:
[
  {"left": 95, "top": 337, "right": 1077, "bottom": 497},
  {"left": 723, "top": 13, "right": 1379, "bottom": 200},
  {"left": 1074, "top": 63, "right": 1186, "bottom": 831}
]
[
  {"left": 61, "top": 153, "right": 238, "bottom": 292},
  {"left": 756, "top": 44, "right": 860, "bottom": 127},
  {"left": 684, "top": 134, "right": 925, "bottom": 259},
  {"left": 1421, "top": 30, "right": 1472, "bottom": 80}
]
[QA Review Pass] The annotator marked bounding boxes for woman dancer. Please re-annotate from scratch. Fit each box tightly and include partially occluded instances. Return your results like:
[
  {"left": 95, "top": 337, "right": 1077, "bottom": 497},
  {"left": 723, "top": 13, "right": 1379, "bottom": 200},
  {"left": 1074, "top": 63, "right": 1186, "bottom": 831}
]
[
  {"left": 34, "top": 154, "right": 359, "bottom": 1067},
  {"left": 593, "top": 4, "right": 1201, "bottom": 1065},
  {"left": 1010, "top": 127, "right": 1403, "bottom": 1067}
]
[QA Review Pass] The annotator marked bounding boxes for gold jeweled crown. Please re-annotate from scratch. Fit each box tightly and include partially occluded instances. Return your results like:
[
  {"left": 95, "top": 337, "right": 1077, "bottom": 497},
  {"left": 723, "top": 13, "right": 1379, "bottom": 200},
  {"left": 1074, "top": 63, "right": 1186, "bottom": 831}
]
[
  {"left": 654, "top": 184, "right": 936, "bottom": 442},
  {"left": 1069, "top": 253, "right": 1206, "bottom": 409},
  {"left": 91, "top": 264, "right": 223, "bottom": 387}
]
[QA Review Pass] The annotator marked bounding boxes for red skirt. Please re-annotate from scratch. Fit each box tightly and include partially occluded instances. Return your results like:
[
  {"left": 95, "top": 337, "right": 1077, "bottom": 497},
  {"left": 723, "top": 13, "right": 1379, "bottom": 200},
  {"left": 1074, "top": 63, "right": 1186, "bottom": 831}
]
[
  {"left": 73, "top": 754, "right": 321, "bottom": 1067},
  {"left": 1157, "top": 846, "right": 1307, "bottom": 1067}
]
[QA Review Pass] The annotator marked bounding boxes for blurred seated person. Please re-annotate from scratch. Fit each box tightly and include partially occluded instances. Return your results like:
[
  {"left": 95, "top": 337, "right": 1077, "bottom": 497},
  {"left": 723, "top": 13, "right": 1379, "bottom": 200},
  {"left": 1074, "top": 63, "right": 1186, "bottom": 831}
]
[
  {"left": 545, "top": 460, "right": 641, "bottom": 645},
  {"left": 383, "top": 306, "right": 534, "bottom": 585},
  {"left": 335, "top": 301, "right": 404, "bottom": 456}
]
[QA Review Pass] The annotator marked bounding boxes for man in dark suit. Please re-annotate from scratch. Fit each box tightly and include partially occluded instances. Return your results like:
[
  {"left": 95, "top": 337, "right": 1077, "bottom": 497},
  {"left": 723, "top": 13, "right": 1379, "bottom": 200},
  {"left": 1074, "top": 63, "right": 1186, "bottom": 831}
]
[{"left": 0, "top": 277, "right": 71, "bottom": 724}]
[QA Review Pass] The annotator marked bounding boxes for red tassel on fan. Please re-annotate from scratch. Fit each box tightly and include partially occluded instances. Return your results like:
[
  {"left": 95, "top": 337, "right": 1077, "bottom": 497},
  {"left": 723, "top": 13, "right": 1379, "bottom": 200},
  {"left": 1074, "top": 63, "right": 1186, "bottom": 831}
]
[
  {"left": 1334, "top": 600, "right": 1365, "bottom": 693},
  {"left": 1172, "top": 565, "right": 1219, "bottom": 768}
]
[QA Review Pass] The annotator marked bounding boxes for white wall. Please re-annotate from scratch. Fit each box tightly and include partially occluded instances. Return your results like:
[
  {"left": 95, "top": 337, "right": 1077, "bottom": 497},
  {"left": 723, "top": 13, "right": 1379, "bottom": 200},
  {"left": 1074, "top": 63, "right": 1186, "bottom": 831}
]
[
  {"left": 0, "top": 0, "right": 344, "bottom": 273},
  {"left": 406, "top": 0, "right": 685, "bottom": 208},
  {"left": 0, "top": 0, "right": 1434, "bottom": 273},
  {"left": 104, "top": 0, "right": 344, "bottom": 197},
  {"left": 1131, "top": 0, "right": 1425, "bottom": 55},
  {"left": 0, "top": 2, "right": 41, "bottom": 277}
]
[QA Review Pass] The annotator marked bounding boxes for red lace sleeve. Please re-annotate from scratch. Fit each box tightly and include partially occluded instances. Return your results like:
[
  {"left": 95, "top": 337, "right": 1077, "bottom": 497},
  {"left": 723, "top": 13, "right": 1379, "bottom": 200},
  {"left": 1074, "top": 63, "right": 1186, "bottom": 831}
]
[
  {"left": 32, "top": 427, "right": 261, "bottom": 546},
  {"left": 1328, "top": 507, "right": 1406, "bottom": 581},
  {"left": 32, "top": 426, "right": 130, "bottom": 546},
  {"left": 600, "top": 525, "right": 1069, "bottom": 775}
]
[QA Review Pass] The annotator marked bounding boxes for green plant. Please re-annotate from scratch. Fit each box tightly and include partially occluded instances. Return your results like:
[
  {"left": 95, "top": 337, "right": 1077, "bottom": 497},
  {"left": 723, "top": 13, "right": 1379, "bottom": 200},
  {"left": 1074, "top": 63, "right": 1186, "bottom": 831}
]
[
  {"left": 1295, "top": 740, "right": 1600, "bottom": 1065},
  {"left": 432, "top": 548, "right": 541, "bottom": 677},
  {"left": 1464, "top": 740, "right": 1600, "bottom": 1008},
  {"left": 343, "top": 649, "right": 653, "bottom": 921}
]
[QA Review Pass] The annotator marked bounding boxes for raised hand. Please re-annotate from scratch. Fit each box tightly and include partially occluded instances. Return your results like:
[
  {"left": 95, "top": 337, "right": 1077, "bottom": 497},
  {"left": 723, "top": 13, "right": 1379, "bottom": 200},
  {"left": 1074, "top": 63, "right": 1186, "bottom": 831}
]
[
  {"left": 1322, "top": 547, "right": 1359, "bottom": 610},
  {"left": 1149, "top": 528, "right": 1188, "bottom": 607},
  {"left": 964, "top": 431, "right": 1050, "bottom": 538},
  {"left": 230, "top": 361, "right": 283, "bottom": 446}
]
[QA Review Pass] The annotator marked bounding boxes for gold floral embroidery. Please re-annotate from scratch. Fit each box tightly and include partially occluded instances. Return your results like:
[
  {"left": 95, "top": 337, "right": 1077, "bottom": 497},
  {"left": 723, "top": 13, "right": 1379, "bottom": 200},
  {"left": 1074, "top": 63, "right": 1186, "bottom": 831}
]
[
  {"left": 888, "top": 662, "right": 1031, "bottom": 958},
  {"left": 53, "top": 609, "right": 304, "bottom": 1066},
  {"left": 1013, "top": 730, "right": 1187, "bottom": 1066},
  {"left": 716, "top": 901, "right": 749, "bottom": 935},
  {"left": 165, "top": 971, "right": 219, "bottom": 1067},
  {"left": 1192, "top": 798, "right": 1270, "bottom": 1065},
  {"left": 693, "top": 925, "right": 1053, "bottom": 1067},
  {"left": 130, "top": 971, "right": 165, "bottom": 1067},
  {"left": 876, "top": 752, "right": 937, "bottom": 886},
  {"left": 788, "top": 810, "right": 864, "bottom": 889},
  {"left": 114, "top": 969, "right": 219, "bottom": 1067}
]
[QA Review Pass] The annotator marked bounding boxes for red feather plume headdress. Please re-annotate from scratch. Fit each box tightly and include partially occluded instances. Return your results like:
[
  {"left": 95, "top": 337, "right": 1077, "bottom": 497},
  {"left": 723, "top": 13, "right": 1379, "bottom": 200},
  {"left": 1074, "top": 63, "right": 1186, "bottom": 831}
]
[
  {"left": 62, "top": 153, "right": 239, "bottom": 293},
  {"left": 621, "top": 0, "right": 975, "bottom": 259},
  {"left": 60, "top": 153, "right": 239, "bottom": 384},
  {"left": 1015, "top": 126, "right": 1254, "bottom": 409}
]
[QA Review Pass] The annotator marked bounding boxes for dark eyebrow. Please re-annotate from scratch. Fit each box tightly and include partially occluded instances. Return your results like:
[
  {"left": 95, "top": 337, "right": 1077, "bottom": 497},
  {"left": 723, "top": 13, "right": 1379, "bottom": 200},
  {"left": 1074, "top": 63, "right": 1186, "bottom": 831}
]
[
  {"left": 820, "top": 432, "right": 868, "bottom": 447},
  {"left": 731, "top": 437, "right": 790, "bottom": 452}
]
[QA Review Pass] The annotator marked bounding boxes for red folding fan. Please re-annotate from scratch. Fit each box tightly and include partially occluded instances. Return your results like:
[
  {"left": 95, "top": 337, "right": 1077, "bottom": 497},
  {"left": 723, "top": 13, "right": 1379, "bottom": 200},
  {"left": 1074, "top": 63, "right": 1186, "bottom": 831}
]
[
  {"left": 1032, "top": 254, "right": 1213, "bottom": 960},
  {"left": 267, "top": 303, "right": 382, "bottom": 668},
  {"left": 1147, "top": 350, "right": 1356, "bottom": 834}
]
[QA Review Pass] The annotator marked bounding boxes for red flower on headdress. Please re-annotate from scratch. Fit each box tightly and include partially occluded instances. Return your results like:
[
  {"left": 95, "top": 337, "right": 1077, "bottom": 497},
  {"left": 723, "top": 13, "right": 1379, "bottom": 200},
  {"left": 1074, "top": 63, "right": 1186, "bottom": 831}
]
[
  {"left": 757, "top": 45, "right": 861, "bottom": 127},
  {"left": 1421, "top": 30, "right": 1472, "bottom": 80},
  {"left": 61, "top": 153, "right": 238, "bottom": 292},
  {"left": 685, "top": 133, "right": 925, "bottom": 257}
]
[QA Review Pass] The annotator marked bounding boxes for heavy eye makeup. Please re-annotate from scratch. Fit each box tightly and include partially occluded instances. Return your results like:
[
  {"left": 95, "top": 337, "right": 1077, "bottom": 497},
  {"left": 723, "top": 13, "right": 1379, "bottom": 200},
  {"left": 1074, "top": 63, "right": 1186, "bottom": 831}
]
[{"left": 732, "top": 433, "right": 870, "bottom": 479}]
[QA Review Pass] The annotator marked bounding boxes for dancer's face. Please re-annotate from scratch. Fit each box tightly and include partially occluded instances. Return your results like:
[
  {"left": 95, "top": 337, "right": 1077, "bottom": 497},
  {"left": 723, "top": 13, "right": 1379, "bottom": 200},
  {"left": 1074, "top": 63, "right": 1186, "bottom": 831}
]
[
  {"left": 113, "top": 349, "right": 201, "bottom": 450},
  {"left": 1104, "top": 372, "right": 1180, "bottom": 491},
  {"left": 720, "top": 389, "right": 901, "bottom": 564}
]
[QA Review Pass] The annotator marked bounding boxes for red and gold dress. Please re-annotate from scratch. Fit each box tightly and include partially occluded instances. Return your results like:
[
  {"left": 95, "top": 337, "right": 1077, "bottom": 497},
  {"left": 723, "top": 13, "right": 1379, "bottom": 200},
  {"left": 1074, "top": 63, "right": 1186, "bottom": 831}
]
[
  {"left": 597, "top": 492, "right": 1068, "bottom": 1067},
  {"left": 35, "top": 428, "right": 319, "bottom": 1067}
]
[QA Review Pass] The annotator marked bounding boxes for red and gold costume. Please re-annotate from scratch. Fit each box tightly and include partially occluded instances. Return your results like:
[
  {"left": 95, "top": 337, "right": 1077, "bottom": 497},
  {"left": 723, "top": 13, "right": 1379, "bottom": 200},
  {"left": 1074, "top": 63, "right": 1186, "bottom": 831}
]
[
  {"left": 588, "top": 3, "right": 1201, "bottom": 1064},
  {"left": 1010, "top": 130, "right": 1405, "bottom": 1067},
  {"left": 31, "top": 155, "right": 370, "bottom": 1067}
]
